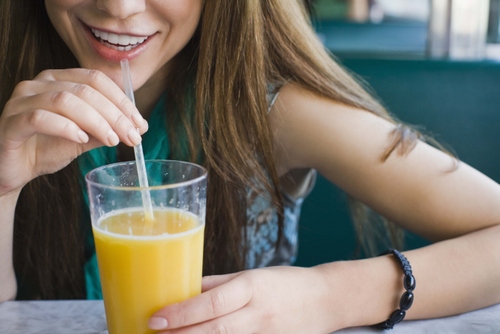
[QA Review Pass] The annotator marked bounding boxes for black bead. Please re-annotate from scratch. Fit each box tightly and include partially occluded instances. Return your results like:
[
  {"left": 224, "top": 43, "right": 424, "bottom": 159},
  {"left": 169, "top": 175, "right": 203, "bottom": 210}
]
[
  {"left": 375, "top": 320, "right": 393, "bottom": 330},
  {"left": 404, "top": 274, "right": 416, "bottom": 291},
  {"left": 399, "top": 291, "right": 414, "bottom": 310},
  {"left": 373, "top": 250, "right": 415, "bottom": 331},
  {"left": 389, "top": 309, "right": 406, "bottom": 325}
]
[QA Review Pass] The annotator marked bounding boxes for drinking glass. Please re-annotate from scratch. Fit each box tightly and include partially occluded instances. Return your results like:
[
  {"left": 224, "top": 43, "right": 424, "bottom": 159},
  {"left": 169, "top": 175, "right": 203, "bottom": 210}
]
[{"left": 86, "top": 160, "right": 207, "bottom": 334}]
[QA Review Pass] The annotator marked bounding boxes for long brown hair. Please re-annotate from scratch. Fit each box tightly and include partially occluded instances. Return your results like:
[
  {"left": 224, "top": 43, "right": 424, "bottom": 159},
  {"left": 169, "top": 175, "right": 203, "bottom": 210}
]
[{"left": 1, "top": 0, "right": 415, "bottom": 299}]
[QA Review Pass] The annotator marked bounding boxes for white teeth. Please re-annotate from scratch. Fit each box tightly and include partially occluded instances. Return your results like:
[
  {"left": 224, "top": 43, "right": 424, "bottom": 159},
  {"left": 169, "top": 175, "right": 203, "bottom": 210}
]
[
  {"left": 107, "top": 33, "right": 119, "bottom": 44},
  {"left": 90, "top": 28, "right": 148, "bottom": 48},
  {"left": 116, "top": 45, "right": 134, "bottom": 51}
]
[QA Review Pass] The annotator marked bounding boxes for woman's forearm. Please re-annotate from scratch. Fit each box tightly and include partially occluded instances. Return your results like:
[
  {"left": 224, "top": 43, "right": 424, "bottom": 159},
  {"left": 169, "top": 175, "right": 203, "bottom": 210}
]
[
  {"left": 0, "top": 191, "right": 20, "bottom": 302},
  {"left": 315, "top": 223, "right": 500, "bottom": 330}
]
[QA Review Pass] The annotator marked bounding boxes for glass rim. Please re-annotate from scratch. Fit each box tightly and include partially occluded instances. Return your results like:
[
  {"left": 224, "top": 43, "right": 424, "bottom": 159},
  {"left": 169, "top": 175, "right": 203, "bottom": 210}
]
[{"left": 85, "top": 159, "right": 208, "bottom": 191}]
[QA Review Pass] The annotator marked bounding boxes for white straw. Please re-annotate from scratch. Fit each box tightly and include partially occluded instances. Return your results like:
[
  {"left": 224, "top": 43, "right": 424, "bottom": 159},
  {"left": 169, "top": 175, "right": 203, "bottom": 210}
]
[{"left": 120, "top": 59, "right": 154, "bottom": 223}]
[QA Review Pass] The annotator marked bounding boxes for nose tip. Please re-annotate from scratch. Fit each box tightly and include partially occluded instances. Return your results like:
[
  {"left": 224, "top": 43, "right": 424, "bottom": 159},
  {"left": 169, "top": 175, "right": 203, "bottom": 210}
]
[{"left": 96, "top": 0, "right": 146, "bottom": 19}]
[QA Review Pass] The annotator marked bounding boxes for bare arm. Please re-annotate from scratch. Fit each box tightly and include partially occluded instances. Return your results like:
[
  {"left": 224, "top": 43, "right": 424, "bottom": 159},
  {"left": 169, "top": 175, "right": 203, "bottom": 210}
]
[
  {"left": 271, "top": 83, "right": 500, "bottom": 326},
  {"left": 272, "top": 84, "right": 500, "bottom": 240},
  {"left": 316, "top": 225, "right": 500, "bottom": 329},
  {"left": 0, "top": 191, "right": 20, "bottom": 301}
]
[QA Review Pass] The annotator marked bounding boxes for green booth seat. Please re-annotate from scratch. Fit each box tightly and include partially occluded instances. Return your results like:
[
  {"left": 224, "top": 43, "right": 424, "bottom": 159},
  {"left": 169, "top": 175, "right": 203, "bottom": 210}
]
[{"left": 294, "top": 57, "right": 500, "bottom": 267}]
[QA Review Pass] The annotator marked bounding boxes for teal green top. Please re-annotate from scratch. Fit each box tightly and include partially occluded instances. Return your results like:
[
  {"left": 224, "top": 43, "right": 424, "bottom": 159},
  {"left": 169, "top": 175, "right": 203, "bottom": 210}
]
[{"left": 79, "top": 95, "right": 170, "bottom": 299}]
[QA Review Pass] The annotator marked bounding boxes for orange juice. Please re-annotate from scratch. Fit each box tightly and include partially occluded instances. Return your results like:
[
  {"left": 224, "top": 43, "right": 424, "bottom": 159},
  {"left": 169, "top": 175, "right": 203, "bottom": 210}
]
[{"left": 92, "top": 208, "right": 204, "bottom": 334}]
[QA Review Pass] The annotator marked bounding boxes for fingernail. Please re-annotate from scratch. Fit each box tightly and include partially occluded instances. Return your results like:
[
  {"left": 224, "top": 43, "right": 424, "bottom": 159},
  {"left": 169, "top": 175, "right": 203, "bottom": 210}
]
[
  {"left": 77, "top": 130, "right": 89, "bottom": 144},
  {"left": 149, "top": 317, "right": 168, "bottom": 330},
  {"left": 107, "top": 130, "right": 119, "bottom": 146},
  {"left": 132, "top": 113, "right": 146, "bottom": 129},
  {"left": 128, "top": 128, "right": 142, "bottom": 146}
]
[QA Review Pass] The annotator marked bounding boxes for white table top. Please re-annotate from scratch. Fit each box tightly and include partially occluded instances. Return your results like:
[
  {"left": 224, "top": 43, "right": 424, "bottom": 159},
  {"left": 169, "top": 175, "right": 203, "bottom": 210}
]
[{"left": 0, "top": 300, "right": 499, "bottom": 333}]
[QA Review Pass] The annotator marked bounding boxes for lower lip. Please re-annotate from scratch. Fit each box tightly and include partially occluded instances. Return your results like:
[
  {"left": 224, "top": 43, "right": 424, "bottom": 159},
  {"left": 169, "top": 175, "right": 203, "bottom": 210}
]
[{"left": 83, "top": 24, "right": 154, "bottom": 62}]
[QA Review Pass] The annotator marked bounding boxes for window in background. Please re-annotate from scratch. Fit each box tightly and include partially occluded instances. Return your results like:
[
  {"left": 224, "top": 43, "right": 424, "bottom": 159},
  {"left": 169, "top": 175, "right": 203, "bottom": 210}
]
[
  {"left": 488, "top": 0, "right": 500, "bottom": 43},
  {"left": 311, "top": 0, "right": 429, "bottom": 57},
  {"left": 312, "top": 0, "right": 428, "bottom": 23},
  {"left": 312, "top": 0, "right": 500, "bottom": 60},
  {"left": 427, "top": 0, "right": 492, "bottom": 60},
  {"left": 375, "top": 0, "right": 429, "bottom": 22}
]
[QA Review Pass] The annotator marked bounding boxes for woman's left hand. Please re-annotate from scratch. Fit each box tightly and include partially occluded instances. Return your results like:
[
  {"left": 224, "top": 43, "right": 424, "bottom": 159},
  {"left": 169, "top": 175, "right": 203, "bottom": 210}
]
[{"left": 148, "top": 266, "right": 339, "bottom": 334}]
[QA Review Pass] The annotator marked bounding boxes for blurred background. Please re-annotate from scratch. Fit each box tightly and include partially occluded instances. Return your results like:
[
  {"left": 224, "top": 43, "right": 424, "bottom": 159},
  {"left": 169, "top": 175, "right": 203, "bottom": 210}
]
[
  {"left": 309, "top": 0, "right": 500, "bottom": 59},
  {"left": 295, "top": 0, "right": 500, "bottom": 267}
]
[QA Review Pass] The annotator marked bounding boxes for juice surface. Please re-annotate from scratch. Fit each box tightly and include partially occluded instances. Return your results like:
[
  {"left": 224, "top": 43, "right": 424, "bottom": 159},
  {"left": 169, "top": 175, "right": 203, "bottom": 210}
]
[{"left": 93, "top": 208, "right": 204, "bottom": 334}]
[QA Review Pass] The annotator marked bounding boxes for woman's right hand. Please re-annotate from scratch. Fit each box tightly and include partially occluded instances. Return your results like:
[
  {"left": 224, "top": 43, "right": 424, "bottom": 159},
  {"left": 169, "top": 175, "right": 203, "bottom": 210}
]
[{"left": 0, "top": 68, "right": 148, "bottom": 197}]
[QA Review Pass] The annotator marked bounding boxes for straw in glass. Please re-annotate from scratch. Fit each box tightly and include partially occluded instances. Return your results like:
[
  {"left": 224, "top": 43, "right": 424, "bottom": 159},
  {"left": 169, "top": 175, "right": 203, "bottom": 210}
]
[{"left": 120, "top": 59, "right": 155, "bottom": 231}]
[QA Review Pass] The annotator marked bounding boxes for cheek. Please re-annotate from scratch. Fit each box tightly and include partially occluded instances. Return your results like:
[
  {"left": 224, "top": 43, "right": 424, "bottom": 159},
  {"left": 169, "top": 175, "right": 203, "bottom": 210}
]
[
  {"left": 44, "top": 0, "right": 81, "bottom": 40},
  {"left": 154, "top": 0, "right": 203, "bottom": 27},
  {"left": 45, "top": 0, "right": 92, "bottom": 61},
  {"left": 45, "top": 2, "right": 71, "bottom": 42},
  {"left": 45, "top": 0, "right": 84, "bottom": 16}
]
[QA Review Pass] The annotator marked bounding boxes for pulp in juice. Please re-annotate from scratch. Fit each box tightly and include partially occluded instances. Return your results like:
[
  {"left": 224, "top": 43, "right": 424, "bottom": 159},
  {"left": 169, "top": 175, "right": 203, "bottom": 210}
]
[{"left": 92, "top": 208, "right": 204, "bottom": 334}]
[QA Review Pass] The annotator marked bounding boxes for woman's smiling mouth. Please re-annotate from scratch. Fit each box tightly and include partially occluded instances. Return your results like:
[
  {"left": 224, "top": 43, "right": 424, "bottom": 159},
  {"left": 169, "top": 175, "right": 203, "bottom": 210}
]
[
  {"left": 82, "top": 22, "right": 156, "bottom": 62},
  {"left": 90, "top": 28, "right": 150, "bottom": 52}
]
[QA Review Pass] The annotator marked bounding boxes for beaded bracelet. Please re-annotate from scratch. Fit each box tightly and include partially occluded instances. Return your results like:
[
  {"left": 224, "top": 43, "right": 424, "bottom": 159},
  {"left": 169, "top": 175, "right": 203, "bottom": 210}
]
[{"left": 374, "top": 249, "right": 416, "bottom": 330}]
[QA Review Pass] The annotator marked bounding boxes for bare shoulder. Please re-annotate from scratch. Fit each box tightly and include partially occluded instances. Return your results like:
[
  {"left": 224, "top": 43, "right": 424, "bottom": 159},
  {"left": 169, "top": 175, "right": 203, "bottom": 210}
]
[
  {"left": 269, "top": 82, "right": 396, "bottom": 177},
  {"left": 270, "top": 83, "right": 500, "bottom": 240}
]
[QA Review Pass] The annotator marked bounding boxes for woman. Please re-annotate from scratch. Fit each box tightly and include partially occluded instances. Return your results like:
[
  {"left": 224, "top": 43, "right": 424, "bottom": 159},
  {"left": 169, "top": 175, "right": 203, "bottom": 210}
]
[{"left": 1, "top": 0, "right": 500, "bottom": 333}]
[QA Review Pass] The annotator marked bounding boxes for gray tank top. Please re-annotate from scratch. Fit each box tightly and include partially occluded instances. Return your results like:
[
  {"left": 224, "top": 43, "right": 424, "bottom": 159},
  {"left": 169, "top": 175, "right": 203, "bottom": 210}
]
[{"left": 245, "top": 85, "right": 317, "bottom": 268}]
